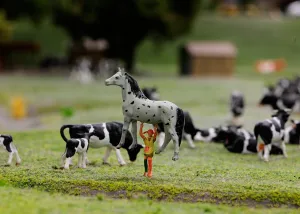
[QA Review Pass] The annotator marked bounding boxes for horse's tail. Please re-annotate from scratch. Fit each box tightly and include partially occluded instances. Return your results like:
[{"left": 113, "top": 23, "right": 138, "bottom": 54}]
[
  {"left": 175, "top": 108, "right": 185, "bottom": 147},
  {"left": 60, "top": 124, "right": 73, "bottom": 143}
]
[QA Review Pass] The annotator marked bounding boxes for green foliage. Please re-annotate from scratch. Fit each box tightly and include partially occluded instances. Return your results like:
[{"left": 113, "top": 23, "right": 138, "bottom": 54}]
[{"left": 0, "top": 10, "right": 13, "bottom": 41}]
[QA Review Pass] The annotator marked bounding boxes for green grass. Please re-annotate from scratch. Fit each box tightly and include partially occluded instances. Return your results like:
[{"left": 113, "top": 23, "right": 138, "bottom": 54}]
[
  {"left": 1, "top": 186, "right": 299, "bottom": 214},
  {"left": 1, "top": 76, "right": 300, "bottom": 213}
]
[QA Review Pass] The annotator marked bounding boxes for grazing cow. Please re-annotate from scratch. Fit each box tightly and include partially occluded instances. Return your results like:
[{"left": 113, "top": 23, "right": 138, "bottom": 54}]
[
  {"left": 141, "top": 87, "right": 200, "bottom": 149},
  {"left": 142, "top": 87, "right": 160, "bottom": 101},
  {"left": 61, "top": 132, "right": 94, "bottom": 169},
  {"left": 229, "top": 90, "right": 245, "bottom": 125},
  {"left": 0, "top": 135, "right": 21, "bottom": 166},
  {"left": 254, "top": 109, "right": 291, "bottom": 161},
  {"left": 219, "top": 125, "right": 283, "bottom": 154},
  {"left": 283, "top": 119, "right": 300, "bottom": 145},
  {"left": 105, "top": 68, "right": 185, "bottom": 161},
  {"left": 60, "top": 122, "right": 144, "bottom": 166}
]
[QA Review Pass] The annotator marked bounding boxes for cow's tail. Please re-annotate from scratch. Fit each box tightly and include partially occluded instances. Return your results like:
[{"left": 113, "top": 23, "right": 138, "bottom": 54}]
[
  {"left": 175, "top": 108, "right": 185, "bottom": 147},
  {"left": 60, "top": 125, "right": 73, "bottom": 143}
]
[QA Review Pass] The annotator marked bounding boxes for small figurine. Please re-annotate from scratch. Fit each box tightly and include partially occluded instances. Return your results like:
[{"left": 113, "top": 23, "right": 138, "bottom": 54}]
[{"left": 139, "top": 122, "right": 158, "bottom": 178}]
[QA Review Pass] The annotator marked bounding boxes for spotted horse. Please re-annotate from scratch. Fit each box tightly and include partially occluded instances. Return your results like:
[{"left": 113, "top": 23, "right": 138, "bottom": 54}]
[{"left": 105, "top": 68, "right": 185, "bottom": 161}]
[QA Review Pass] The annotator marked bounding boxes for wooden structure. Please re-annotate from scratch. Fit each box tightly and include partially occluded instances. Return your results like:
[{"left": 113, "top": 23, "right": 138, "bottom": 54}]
[
  {"left": 68, "top": 39, "right": 109, "bottom": 65},
  {"left": 0, "top": 41, "right": 40, "bottom": 71},
  {"left": 180, "top": 41, "right": 237, "bottom": 77}
]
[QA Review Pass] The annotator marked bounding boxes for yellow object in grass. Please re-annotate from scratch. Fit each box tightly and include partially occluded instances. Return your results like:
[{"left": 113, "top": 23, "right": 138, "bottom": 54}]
[{"left": 10, "top": 96, "right": 27, "bottom": 119}]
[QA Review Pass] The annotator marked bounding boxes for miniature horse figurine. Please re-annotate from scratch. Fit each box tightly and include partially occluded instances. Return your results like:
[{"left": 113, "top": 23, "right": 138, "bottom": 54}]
[{"left": 105, "top": 68, "right": 185, "bottom": 161}]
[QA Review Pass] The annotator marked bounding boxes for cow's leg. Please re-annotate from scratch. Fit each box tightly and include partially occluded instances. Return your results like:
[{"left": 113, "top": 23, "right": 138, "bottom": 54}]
[
  {"left": 155, "top": 131, "right": 171, "bottom": 154},
  {"left": 61, "top": 149, "right": 67, "bottom": 168},
  {"left": 185, "top": 133, "right": 196, "bottom": 149},
  {"left": 6, "top": 152, "right": 13, "bottom": 166},
  {"left": 102, "top": 147, "right": 112, "bottom": 165},
  {"left": 281, "top": 141, "right": 288, "bottom": 158},
  {"left": 115, "top": 148, "right": 126, "bottom": 166},
  {"left": 11, "top": 143, "right": 21, "bottom": 165},
  {"left": 129, "top": 120, "right": 137, "bottom": 150},
  {"left": 116, "top": 117, "right": 131, "bottom": 149},
  {"left": 157, "top": 132, "right": 165, "bottom": 148},
  {"left": 78, "top": 153, "right": 83, "bottom": 168},
  {"left": 263, "top": 144, "right": 272, "bottom": 162},
  {"left": 64, "top": 157, "right": 71, "bottom": 169},
  {"left": 82, "top": 152, "right": 87, "bottom": 168}
]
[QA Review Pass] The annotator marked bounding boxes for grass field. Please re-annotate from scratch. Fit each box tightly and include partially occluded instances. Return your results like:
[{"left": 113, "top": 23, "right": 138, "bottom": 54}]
[
  {"left": 2, "top": 12, "right": 300, "bottom": 214},
  {"left": 1, "top": 74, "right": 300, "bottom": 213}
]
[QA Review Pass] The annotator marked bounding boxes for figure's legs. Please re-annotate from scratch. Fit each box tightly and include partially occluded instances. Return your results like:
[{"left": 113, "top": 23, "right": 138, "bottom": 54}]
[
  {"left": 129, "top": 120, "right": 137, "bottom": 149},
  {"left": 144, "top": 156, "right": 148, "bottom": 176},
  {"left": 116, "top": 117, "right": 131, "bottom": 149},
  {"left": 147, "top": 157, "right": 153, "bottom": 178}
]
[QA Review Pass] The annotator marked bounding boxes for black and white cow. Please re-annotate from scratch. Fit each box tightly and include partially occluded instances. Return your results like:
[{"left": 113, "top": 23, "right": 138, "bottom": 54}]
[
  {"left": 283, "top": 119, "right": 300, "bottom": 145},
  {"left": 60, "top": 122, "right": 144, "bottom": 166},
  {"left": 229, "top": 90, "right": 245, "bottom": 125},
  {"left": 258, "top": 86, "right": 300, "bottom": 111},
  {"left": 0, "top": 135, "right": 21, "bottom": 166},
  {"left": 254, "top": 109, "right": 291, "bottom": 161},
  {"left": 61, "top": 132, "right": 94, "bottom": 169},
  {"left": 142, "top": 87, "right": 160, "bottom": 101},
  {"left": 218, "top": 125, "right": 283, "bottom": 154}
]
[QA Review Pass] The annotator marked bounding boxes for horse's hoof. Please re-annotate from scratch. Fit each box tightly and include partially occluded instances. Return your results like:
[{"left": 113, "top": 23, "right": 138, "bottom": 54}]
[
  {"left": 155, "top": 150, "right": 161, "bottom": 154},
  {"left": 102, "top": 162, "right": 111, "bottom": 166},
  {"left": 172, "top": 156, "right": 179, "bottom": 161}
]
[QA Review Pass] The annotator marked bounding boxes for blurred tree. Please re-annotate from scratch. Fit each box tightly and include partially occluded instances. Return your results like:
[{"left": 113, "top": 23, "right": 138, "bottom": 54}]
[
  {"left": 0, "top": 0, "right": 202, "bottom": 72},
  {"left": 0, "top": 10, "right": 13, "bottom": 41},
  {"left": 51, "top": 0, "right": 202, "bottom": 72}
]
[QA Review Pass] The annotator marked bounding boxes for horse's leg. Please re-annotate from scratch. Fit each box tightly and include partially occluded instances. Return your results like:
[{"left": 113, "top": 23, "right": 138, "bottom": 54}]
[
  {"left": 168, "top": 127, "right": 180, "bottom": 161},
  {"left": 155, "top": 131, "right": 171, "bottom": 154},
  {"left": 129, "top": 120, "right": 137, "bottom": 150},
  {"left": 116, "top": 117, "right": 131, "bottom": 149}
]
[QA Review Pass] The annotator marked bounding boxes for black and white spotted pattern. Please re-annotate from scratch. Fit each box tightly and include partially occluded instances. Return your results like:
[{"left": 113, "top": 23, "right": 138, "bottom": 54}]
[
  {"left": 0, "top": 134, "right": 21, "bottom": 166},
  {"left": 254, "top": 109, "right": 290, "bottom": 161},
  {"left": 60, "top": 122, "right": 144, "bottom": 167},
  {"left": 105, "top": 68, "right": 185, "bottom": 161},
  {"left": 61, "top": 132, "right": 92, "bottom": 169},
  {"left": 283, "top": 119, "right": 300, "bottom": 145}
]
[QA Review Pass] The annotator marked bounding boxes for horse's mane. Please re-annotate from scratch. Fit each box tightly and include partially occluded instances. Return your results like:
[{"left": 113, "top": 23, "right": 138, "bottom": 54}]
[{"left": 125, "top": 73, "right": 147, "bottom": 99}]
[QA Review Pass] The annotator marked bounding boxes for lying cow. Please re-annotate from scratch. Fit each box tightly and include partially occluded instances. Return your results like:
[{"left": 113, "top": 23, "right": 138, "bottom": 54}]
[
  {"left": 0, "top": 134, "right": 21, "bottom": 166},
  {"left": 60, "top": 122, "right": 144, "bottom": 166},
  {"left": 218, "top": 125, "right": 283, "bottom": 154},
  {"left": 284, "top": 119, "right": 300, "bottom": 145},
  {"left": 254, "top": 109, "right": 290, "bottom": 161}
]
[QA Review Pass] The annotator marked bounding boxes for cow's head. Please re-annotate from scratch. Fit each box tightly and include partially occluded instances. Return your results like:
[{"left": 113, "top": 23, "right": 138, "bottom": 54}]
[
  {"left": 127, "top": 144, "right": 144, "bottom": 162},
  {"left": 271, "top": 109, "right": 291, "bottom": 125}
]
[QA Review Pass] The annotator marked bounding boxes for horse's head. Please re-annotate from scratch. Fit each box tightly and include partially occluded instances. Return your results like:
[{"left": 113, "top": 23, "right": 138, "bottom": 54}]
[{"left": 105, "top": 67, "right": 126, "bottom": 87}]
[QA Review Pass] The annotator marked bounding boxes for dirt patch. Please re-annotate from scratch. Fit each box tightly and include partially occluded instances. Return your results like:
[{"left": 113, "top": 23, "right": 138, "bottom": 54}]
[{"left": 76, "top": 186, "right": 299, "bottom": 208}]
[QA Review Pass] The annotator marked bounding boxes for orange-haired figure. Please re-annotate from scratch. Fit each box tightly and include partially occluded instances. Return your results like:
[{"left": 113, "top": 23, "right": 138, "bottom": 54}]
[{"left": 139, "top": 122, "right": 158, "bottom": 178}]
